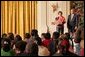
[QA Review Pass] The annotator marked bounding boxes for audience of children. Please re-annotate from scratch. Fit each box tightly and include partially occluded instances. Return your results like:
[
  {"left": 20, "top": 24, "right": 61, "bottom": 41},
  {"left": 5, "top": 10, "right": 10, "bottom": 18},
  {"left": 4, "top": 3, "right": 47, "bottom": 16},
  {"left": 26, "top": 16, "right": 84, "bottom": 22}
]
[{"left": 1, "top": 28, "right": 84, "bottom": 56}]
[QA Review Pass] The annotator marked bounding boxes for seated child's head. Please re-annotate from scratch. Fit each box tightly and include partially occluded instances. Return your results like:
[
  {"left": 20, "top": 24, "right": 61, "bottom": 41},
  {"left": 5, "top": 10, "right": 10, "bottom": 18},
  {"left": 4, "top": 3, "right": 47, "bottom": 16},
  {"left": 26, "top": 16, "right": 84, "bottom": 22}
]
[
  {"left": 24, "top": 33, "right": 31, "bottom": 39},
  {"left": 15, "top": 35, "right": 22, "bottom": 42},
  {"left": 41, "top": 33, "right": 46, "bottom": 38},
  {"left": 7, "top": 33, "right": 14, "bottom": 40},
  {"left": 52, "top": 32, "right": 60, "bottom": 39},
  {"left": 2, "top": 33, "right": 7, "bottom": 39},
  {"left": 2, "top": 38, "right": 11, "bottom": 52},
  {"left": 44, "top": 32, "right": 51, "bottom": 39},
  {"left": 15, "top": 40, "right": 27, "bottom": 53}
]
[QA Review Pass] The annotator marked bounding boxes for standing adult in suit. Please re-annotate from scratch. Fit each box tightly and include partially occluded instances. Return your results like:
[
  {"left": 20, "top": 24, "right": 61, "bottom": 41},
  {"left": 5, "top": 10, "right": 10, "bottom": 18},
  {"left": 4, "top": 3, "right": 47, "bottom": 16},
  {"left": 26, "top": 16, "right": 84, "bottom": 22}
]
[
  {"left": 67, "top": 8, "right": 78, "bottom": 35},
  {"left": 67, "top": 8, "right": 78, "bottom": 49}
]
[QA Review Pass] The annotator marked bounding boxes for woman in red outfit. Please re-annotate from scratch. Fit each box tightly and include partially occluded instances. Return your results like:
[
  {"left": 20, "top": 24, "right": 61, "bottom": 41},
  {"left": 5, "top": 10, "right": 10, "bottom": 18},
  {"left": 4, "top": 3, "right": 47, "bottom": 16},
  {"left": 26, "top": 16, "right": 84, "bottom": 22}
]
[{"left": 52, "top": 11, "right": 66, "bottom": 34}]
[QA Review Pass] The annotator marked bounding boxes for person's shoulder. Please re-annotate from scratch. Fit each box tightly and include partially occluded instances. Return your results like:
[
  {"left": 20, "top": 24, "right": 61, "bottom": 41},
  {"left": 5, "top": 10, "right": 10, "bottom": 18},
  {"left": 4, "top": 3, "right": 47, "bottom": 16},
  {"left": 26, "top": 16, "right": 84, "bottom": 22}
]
[
  {"left": 62, "top": 16, "right": 65, "bottom": 18},
  {"left": 1, "top": 48, "right": 3, "bottom": 51},
  {"left": 10, "top": 49, "right": 16, "bottom": 55},
  {"left": 1, "top": 50, "right": 13, "bottom": 56},
  {"left": 61, "top": 16, "right": 65, "bottom": 19},
  {"left": 1, "top": 48, "right": 4, "bottom": 55}
]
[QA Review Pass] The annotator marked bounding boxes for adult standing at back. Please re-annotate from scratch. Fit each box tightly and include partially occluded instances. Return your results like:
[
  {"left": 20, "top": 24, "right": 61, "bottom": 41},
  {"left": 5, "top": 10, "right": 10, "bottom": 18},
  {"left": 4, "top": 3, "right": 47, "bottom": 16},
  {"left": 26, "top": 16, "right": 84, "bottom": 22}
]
[{"left": 67, "top": 8, "right": 78, "bottom": 37}]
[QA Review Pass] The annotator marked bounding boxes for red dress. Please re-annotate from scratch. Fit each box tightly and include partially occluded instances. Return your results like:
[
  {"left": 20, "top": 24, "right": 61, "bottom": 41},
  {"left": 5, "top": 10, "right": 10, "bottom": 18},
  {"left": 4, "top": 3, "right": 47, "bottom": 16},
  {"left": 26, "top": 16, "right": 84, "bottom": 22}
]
[{"left": 42, "top": 39, "right": 51, "bottom": 47}]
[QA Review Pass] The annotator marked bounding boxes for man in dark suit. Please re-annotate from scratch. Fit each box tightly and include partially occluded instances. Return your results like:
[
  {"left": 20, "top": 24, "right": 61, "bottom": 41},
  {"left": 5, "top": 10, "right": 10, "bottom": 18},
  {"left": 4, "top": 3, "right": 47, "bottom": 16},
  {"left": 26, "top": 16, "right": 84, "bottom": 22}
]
[
  {"left": 67, "top": 8, "right": 78, "bottom": 34},
  {"left": 67, "top": 8, "right": 78, "bottom": 48}
]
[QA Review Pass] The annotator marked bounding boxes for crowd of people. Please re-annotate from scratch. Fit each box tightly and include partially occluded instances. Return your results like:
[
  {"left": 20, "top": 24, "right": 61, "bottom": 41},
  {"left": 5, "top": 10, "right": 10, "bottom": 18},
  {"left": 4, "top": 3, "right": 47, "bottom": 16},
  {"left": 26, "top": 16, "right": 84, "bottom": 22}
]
[
  {"left": 1, "top": 26, "right": 84, "bottom": 56},
  {"left": 1, "top": 7, "right": 84, "bottom": 56}
]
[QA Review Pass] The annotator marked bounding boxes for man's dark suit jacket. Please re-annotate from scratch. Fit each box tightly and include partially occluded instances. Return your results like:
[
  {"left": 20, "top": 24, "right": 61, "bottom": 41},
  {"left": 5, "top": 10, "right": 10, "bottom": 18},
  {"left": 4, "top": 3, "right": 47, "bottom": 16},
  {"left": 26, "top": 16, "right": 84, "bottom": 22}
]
[{"left": 67, "top": 14, "right": 78, "bottom": 32}]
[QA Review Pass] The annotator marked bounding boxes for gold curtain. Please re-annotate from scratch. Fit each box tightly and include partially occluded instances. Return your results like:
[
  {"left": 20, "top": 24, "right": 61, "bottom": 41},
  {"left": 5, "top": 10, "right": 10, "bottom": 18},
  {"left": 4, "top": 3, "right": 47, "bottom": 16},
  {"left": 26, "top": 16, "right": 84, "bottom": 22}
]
[{"left": 1, "top": 1, "right": 37, "bottom": 39}]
